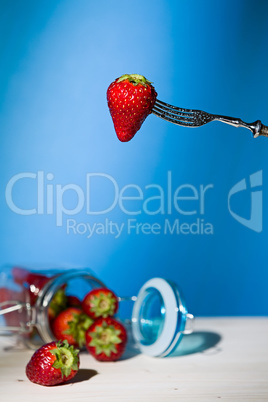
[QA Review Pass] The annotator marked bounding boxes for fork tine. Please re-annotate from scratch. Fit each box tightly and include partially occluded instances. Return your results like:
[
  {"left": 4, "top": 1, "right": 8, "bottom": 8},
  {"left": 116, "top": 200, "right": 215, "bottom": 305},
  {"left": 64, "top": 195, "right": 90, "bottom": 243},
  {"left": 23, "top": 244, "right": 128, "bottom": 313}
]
[
  {"left": 153, "top": 99, "right": 197, "bottom": 125},
  {"left": 155, "top": 99, "right": 195, "bottom": 114},
  {"left": 153, "top": 104, "right": 194, "bottom": 119},
  {"left": 153, "top": 99, "right": 214, "bottom": 127},
  {"left": 154, "top": 103, "right": 194, "bottom": 117},
  {"left": 152, "top": 106, "right": 197, "bottom": 126},
  {"left": 153, "top": 99, "right": 198, "bottom": 126}
]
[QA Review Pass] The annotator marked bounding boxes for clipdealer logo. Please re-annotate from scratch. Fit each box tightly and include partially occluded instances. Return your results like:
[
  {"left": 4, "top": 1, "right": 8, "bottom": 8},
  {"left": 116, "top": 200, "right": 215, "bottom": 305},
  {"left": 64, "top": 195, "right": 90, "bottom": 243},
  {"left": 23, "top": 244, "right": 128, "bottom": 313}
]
[
  {"left": 4, "top": 170, "right": 263, "bottom": 237},
  {"left": 228, "top": 170, "right": 263, "bottom": 233},
  {"left": 5, "top": 171, "right": 214, "bottom": 237}
]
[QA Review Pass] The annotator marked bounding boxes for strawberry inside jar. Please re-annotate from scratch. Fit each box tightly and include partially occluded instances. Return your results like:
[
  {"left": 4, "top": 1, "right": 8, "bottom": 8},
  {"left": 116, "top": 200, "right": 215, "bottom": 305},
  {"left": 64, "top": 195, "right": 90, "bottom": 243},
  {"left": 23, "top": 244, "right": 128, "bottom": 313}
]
[{"left": 0, "top": 265, "right": 105, "bottom": 349}]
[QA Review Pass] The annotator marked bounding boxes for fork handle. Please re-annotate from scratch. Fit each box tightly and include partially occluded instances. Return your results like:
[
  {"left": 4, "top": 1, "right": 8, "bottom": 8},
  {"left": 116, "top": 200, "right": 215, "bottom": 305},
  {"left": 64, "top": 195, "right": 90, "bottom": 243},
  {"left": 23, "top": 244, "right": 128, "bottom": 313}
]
[
  {"left": 259, "top": 123, "right": 268, "bottom": 137},
  {"left": 213, "top": 115, "right": 268, "bottom": 138}
]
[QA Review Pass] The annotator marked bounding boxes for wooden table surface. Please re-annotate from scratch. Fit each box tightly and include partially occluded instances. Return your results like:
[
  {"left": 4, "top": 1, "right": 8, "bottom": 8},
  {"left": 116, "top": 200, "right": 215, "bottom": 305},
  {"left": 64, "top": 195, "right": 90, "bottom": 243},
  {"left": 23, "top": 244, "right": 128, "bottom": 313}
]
[{"left": 0, "top": 317, "right": 267, "bottom": 401}]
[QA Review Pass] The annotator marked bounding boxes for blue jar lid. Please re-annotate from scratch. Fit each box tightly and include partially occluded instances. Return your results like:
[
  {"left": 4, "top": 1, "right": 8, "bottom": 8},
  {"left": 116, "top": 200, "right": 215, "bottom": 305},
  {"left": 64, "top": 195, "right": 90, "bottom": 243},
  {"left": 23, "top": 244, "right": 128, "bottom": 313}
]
[{"left": 131, "top": 278, "right": 194, "bottom": 357}]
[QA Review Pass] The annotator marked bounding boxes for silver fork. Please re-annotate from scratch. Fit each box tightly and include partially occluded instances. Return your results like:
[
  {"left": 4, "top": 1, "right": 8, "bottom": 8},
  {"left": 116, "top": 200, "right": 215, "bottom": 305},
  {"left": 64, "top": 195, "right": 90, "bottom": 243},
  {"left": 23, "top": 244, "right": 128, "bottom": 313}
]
[{"left": 152, "top": 99, "right": 268, "bottom": 138}]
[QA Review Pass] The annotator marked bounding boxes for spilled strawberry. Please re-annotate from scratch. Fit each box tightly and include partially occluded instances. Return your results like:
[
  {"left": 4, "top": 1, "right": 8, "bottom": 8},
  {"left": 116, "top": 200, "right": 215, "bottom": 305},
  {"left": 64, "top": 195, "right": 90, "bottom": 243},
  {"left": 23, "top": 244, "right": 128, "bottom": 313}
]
[
  {"left": 82, "top": 287, "right": 118, "bottom": 319},
  {"left": 26, "top": 340, "right": 79, "bottom": 386},
  {"left": 107, "top": 73, "right": 157, "bottom": 142},
  {"left": 85, "top": 317, "right": 127, "bottom": 361},
  {"left": 66, "top": 295, "right": 81, "bottom": 308},
  {"left": 52, "top": 307, "right": 93, "bottom": 348},
  {"left": 12, "top": 267, "right": 51, "bottom": 305}
]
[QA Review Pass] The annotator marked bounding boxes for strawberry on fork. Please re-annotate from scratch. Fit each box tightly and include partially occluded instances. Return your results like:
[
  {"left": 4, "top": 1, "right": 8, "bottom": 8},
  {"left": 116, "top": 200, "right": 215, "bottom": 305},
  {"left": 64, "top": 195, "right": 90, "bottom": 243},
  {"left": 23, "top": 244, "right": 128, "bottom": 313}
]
[{"left": 107, "top": 73, "right": 157, "bottom": 142}]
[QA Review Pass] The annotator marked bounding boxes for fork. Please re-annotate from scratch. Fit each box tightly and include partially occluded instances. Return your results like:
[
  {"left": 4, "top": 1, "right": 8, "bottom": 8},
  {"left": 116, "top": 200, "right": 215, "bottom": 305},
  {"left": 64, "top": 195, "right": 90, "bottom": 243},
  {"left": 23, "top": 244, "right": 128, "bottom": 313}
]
[{"left": 152, "top": 99, "right": 268, "bottom": 138}]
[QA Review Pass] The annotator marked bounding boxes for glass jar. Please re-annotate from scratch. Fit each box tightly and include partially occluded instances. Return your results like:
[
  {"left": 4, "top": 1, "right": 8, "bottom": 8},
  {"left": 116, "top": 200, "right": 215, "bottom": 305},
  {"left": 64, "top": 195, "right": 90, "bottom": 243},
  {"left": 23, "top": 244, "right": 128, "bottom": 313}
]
[
  {"left": 0, "top": 265, "right": 105, "bottom": 348},
  {"left": 0, "top": 266, "right": 194, "bottom": 356}
]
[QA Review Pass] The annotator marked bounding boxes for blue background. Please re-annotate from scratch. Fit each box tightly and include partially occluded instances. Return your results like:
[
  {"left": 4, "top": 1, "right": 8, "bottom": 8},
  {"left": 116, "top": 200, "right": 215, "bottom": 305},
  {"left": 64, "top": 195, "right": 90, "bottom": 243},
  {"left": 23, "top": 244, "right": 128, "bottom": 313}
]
[{"left": 0, "top": 0, "right": 268, "bottom": 316}]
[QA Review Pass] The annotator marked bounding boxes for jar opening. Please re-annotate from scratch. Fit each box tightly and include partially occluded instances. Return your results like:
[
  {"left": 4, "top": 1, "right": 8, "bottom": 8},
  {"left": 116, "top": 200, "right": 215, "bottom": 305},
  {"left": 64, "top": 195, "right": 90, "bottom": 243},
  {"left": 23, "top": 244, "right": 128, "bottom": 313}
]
[{"left": 138, "top": 287, "right": 165, "bottom": 346}]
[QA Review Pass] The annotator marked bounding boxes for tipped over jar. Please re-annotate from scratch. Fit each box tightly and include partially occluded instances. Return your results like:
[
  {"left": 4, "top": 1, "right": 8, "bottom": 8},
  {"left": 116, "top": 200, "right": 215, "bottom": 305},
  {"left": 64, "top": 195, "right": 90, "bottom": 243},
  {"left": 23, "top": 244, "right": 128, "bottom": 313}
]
[{"left": 0, "top": 265, "right": 194, "bottom": 357}]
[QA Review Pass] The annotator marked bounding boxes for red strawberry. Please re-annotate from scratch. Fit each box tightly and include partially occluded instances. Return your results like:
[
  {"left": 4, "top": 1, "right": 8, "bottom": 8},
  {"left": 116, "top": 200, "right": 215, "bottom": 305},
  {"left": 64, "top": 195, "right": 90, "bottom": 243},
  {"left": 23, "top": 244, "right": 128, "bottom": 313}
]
[
  {"left": 82, "top": 287, "right": 118, "bottom": 319},
  {"left": 85, "top": 317, "right": 127, "bottom": 361},
  {"left": 52, "top": 307, "right": 93, "bottom": 348},
  {"left": 107, "top": 73, "right": 157, "bottom": 142},
  {"left": 26, "top": 340, "right": 79, "bottom": 386},
  {"left": 12, "top": 267, "right": 49, "bottom": 287},
  {"left": 67, "top": 295, "right": 81, "bottom": 308},
  {"left": 12, "top": 267, "right": 50, "bottom": 305},
  {"left": 11, "top": 266, "right": 30, "bottom": 285}
]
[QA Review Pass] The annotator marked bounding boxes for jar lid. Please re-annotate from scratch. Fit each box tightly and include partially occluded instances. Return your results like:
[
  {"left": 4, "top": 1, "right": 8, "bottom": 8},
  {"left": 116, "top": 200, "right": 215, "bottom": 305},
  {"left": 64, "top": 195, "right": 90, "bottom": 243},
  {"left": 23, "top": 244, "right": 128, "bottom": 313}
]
[{"left": 131, "top": 278, "right": 194, "bottom": 357}]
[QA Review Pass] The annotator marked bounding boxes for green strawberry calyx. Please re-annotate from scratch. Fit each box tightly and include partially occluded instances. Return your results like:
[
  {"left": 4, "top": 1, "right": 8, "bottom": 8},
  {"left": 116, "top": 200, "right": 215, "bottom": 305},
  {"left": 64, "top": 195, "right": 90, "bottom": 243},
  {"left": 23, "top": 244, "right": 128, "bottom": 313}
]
[
  {"left": 116, "top": 73, "right": 152, "bottom": 87},
  {"left": 48, "top": 287, "right": 67, "bottom": 318},
  {"left": 89, "top": 321, "right": 122, "bottom": 357},
  {"left": 50, "top": 340, "right": 79, "bottom": 378},
  {"left": 89, "top": 291, "right": 117, "bottom": 318},
  {"left": 64, "top": 313, "right": 94, "bottom": 348}
]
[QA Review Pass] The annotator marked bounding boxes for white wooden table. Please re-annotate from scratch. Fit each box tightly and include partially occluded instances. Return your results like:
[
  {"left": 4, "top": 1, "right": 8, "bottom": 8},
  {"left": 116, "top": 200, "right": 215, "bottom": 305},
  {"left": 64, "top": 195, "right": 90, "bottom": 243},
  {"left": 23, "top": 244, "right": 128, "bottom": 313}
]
[{"left": 0, "top": 318, "right": 267, "bottom": 401}]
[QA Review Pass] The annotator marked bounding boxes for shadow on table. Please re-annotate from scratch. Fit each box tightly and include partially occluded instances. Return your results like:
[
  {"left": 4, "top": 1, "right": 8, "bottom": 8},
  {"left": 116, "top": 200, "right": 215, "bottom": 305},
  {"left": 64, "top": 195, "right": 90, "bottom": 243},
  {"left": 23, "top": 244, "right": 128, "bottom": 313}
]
[
  {"left": 168, "top": 331, "right": 222, "bottom": 357},
  {"left": 121, "top": 331, "right": 221, "bottom": 360},
  {"left": 66, "top": 368, "right": 98, "bottom": 384}
]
